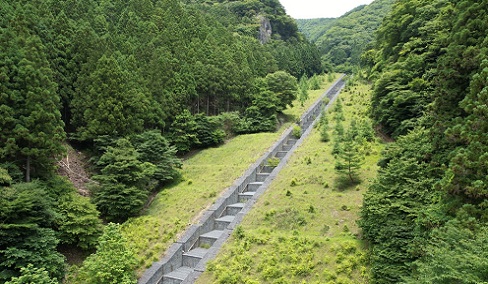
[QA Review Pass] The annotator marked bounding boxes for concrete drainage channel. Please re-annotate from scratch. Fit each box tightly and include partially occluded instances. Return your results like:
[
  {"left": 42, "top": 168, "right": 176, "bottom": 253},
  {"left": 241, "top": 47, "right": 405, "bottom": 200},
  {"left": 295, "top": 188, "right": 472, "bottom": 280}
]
[{"left": 138, "top": 75, "right": 346, "bottom": 284}]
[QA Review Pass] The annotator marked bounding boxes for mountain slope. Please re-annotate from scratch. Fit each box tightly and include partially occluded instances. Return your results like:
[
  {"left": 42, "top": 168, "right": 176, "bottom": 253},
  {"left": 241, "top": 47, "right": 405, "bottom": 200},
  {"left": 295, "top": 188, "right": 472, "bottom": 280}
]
[{"left": 297, "top": 0, "right": 394, "bottom": 72}]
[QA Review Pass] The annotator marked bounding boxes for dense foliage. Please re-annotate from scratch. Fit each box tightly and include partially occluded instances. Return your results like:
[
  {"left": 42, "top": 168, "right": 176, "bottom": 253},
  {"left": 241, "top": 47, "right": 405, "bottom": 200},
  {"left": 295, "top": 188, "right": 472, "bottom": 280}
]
[
  {"left": 0, "top": 0, "right": 324, "bottom": 282},
  {"left": 0, "top": 0, "right": 322, "bottom": 181},
  {"left": 72, "top": 223, "right": 136, "bottom": 284},
  {"left": 360, "top": 0, "right": 488, "bottom": 283},
  {"left": 0, "top": 178, "right": 102, "bottom": 282},
  {"left": 297, "top": 0, "right": 394, "bottom": 73}
]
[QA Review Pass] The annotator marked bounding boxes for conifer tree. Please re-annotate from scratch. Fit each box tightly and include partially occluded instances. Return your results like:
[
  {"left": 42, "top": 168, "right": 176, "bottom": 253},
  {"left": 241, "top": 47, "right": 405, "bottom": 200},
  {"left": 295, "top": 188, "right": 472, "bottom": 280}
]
[
  {"left": 71, "top": 54, "right": 151, "bottom": 141},
  {"left": 92, "top": 138, "right": 155, "bottom": 222},
  {"left": 298, "top": 74, "right": 309, "bottom": 106},
  {"left": 442, "top": 59, "right": 488, "bottom": 200},
  {"left": 320, "top": 114, "right": 330, "bottom": 142},
  {"left": 334, "top": 139, "right": 364, "bottom": 183},
  {"left": 5, "top": 264, "right": 57, "bottom": 284},
  {"left": 0, "top": 25, "right": 65, "bottom": 181}
]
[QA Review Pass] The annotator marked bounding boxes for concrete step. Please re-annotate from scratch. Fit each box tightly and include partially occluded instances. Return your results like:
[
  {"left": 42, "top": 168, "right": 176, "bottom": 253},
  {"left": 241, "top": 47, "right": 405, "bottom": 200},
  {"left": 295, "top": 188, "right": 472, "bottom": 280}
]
[
  {"left": 199, "top": 230, "right": 224, "bottom": 247},
  {"left": 275, "top": 151, "right": 288, "bottom": 158},
  {"left": 163, "top": 266, "right": 193, "bottom": 284},
  {"left": 225, "top": 203, "right": 245, "bottom": 216},
  {"left": 246, "top": 182, "right": 263, "bottom": 192},
  {"left": 238, "top": 191, "right": 255, "bottom": 202},
  {"left": 287, "top": 138, "right": 298, "bottom": 144},
  {"left": 255, "top": 173, "right": 270, "bottom": 182},
  {"left": 183, "top": 247, "right": 208, "bottom": 268},
  {"left": 215, "top": 215, "right": 235, "bottom": 230},
  {"left": 260, "top": 165, "right": 275, "bottom": 174},
  {"left": 282, "top": 144, "right": 293, "bottom": 151}
]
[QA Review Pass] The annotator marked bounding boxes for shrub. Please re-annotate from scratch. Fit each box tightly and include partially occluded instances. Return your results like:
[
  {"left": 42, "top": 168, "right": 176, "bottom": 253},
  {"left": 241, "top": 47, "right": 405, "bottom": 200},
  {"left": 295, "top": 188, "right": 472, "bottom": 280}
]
[
  {"left": 92, "top": 138, "right": 156, "bottom": 222},
  {"left": 194, "top": 113, "right": 226, "bottom": 148},
  {"left": 75, "top": 223, "right": 137, "bottom": 284},
  {"left": 218, "top": 112, "right": 241, "bottom": 136},
  {"left": 56, "top": 192, "right": 102, "bottom": 249},
  {"left": 168, "top": 109, "right": 198, "bottom": 153},
  {"left": 309, "top": 75, "right": 322, "bottom": 90},
  {"left": 292, "top": 125, "right": 302, "bottom": 138},
  {"left": 267, "top": 157, "right": 280, "bottom": 167},
  {"left": 234, "top": 226, "right": 245, "bottom": 240},
  {"left": 132, "top": 130, "right": 182, "bottom": 185},
  {"left": 5, "top": 264, "right": 57, "bottom": 284}
]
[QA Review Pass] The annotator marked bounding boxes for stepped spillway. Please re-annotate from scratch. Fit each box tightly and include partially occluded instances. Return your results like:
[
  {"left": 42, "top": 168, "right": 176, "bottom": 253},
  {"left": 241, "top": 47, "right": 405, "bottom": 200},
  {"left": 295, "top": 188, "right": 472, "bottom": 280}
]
[{"left": 138, "top": 75, "right": 346, "bottom": 284}]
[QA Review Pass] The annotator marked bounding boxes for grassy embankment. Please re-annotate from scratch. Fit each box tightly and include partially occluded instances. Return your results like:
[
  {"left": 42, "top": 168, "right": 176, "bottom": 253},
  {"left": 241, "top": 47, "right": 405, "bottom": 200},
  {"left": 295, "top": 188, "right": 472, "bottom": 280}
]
[
  {"left": 196, "top": 79, "right": 384, "bottom": 284},
  {"left": 119, "top": 74, "right": 339, "bottom": 274}
]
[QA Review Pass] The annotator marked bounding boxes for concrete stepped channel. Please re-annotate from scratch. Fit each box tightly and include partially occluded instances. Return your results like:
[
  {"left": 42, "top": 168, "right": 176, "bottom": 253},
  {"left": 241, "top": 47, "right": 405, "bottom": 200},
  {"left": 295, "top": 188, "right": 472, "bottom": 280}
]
[{"left": 139, "top": 75, "right": 346, "bottom": 284}]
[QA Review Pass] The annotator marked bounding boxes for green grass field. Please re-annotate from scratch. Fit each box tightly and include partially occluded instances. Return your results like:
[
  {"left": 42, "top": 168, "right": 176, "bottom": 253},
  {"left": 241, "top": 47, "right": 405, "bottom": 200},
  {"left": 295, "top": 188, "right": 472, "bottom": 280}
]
[
  {"left": 196, "top": 79, "right": 383, "bottom": 284},
  {"left": 120, "top": 74, "right": 340, "bottom": 274}
]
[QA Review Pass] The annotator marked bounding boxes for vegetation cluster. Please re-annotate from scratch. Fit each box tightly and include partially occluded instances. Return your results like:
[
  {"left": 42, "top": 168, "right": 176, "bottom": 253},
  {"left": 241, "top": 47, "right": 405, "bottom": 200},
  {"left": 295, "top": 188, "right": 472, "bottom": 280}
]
[
  {"left": 359, "top": 0, "right": 488, "bottom": 283},
  {"left": 197, "top": 80, "right": 382, "bottom": 283},
  {"left": 0, "top": 0, "right": 324, "bottom": 282},
  {"left": 297, "top": 0, "right": 394, "bottom": 73}
]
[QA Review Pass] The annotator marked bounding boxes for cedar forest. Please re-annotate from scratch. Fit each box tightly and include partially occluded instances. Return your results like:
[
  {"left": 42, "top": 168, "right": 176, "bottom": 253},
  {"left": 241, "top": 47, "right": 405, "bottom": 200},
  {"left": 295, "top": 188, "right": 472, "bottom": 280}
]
[{"left": 1, "top": 0, "right": 488, "bottom": 283}]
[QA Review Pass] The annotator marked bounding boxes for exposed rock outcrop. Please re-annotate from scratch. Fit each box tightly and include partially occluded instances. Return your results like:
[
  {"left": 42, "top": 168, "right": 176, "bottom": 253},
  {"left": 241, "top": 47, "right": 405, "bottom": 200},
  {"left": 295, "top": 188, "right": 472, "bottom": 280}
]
[{"left": 258, "top": 15, "right": 272, "bottom": 44}]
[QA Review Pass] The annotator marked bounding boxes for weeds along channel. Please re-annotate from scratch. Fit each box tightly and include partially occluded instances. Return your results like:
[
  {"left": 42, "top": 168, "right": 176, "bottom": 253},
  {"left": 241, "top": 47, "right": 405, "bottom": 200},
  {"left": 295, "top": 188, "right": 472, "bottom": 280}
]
[
  {"left": 117, "top": 74, "right": 340, "bottom": 275},
  {"left": 196, "top": 79, "right": 384, "bottom": 284}
]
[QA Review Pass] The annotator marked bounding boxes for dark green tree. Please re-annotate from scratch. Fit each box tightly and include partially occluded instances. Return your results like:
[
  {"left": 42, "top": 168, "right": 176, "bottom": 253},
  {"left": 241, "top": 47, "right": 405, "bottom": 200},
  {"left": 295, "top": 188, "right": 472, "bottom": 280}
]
[
  {"left": 71, "top": 54, "right": 153, "bottom": 141},
  {"left": 5, "top": 264, "right": 57, "bottom": 284},
  {"left": 406, "top": 215, "right": 488, "bottom": 284},
  {"left": 334, "top": 139, "right": 364, "bottom": 183},
  {"left": 237, "top": 88, "right": 279, "bottom": 134},
  {"left": 264, "top": 71, "right": 298, "bottom": 112},
  {"left": 168, "top": 109, "right": 199, "bottom": 154},
  {"left": 440, "top": 59, "right": 488, "bottom": 201},
  {"left": 0, "top": 26, "right": 65, "bottom": 181},
  {"left": 0, "top": 182, "right": 65, "bottom": 282},
  {"left": 132, "top": 130, "right": 182, "bottom": 185},
  {"left": 359, "top": 128, "right": 436, "bottom": 283},
  {"left": 92, "top": 138, "right": 155, "bottom": 222}
]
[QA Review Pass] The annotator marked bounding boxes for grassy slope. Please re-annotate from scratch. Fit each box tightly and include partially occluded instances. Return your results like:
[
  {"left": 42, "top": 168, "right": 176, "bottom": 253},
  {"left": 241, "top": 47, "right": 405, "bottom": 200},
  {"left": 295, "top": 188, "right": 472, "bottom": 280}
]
[
  {"left": 121, "top": 74, "right": 339, "bottom": 274},
  {"left": 196, "top": 80, "right": 383, "bottom": 284}
]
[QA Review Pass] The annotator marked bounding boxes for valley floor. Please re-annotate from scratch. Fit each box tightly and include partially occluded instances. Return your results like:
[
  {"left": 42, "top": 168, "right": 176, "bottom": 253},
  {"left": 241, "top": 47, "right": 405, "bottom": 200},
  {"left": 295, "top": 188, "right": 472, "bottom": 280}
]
[
  {"left": 196, "top": 80, "right": 383, "bottom": 284},
  {"left": 118, "top": 75, "right": 341, "bottom": 275}
]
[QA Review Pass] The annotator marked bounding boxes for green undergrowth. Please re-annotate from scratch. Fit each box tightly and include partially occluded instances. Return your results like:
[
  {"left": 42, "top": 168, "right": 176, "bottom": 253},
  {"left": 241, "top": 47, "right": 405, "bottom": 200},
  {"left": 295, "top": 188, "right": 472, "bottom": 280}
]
[
  {"left": 282, "top": 74, "right": 338, "bottom": 122},
  {"left": 197, "top": 79, "right": 383, "bottom": 283},
  {"left": 116, "top": 74, "right": 340, "bottom": 276}
]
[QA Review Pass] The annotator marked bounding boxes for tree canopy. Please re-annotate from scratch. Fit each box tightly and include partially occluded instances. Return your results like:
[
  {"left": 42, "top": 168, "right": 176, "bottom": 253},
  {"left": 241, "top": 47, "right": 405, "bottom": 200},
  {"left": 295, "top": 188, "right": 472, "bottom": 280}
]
[
  {"left": 0, "top": 0, "right": 325, "bottom": 282},
  {"left": 297, "top": 0, "right": 394, "bottom": 73},
  {"left": 360, "top": 0, "right": 488, "bottom": 283}
]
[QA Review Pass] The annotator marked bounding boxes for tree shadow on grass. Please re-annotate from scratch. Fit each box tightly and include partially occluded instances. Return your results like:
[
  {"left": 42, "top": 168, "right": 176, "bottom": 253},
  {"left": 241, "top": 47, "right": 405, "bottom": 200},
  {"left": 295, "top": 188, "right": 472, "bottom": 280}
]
[{"left": 334, "top": 175, "right": 361, "bottom": 191}]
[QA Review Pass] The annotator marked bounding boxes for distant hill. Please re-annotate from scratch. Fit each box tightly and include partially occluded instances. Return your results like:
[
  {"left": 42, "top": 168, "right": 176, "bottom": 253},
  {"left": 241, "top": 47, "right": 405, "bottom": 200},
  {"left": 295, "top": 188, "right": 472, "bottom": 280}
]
[
  {"left": 297, "top": 0, "right": 394, "bottom": 72},
  {"left": 296, "top": 18, "right": 336, "bottom": 42}
]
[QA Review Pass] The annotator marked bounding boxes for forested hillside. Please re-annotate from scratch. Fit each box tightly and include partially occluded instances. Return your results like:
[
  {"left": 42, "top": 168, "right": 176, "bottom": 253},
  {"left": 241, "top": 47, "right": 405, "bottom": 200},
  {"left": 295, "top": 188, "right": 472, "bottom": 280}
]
[
  {"left": 0, "top": 0, "right": 323, "bottom": 282},
  {"left": 360, "top": 0, "right": 488, "bottom": 283},
  {"left": 297, "top": 0, "right": 393, "bottom": 72},
  {"left": 295, "top": 18, "right": 335, "bottom": 43}
]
